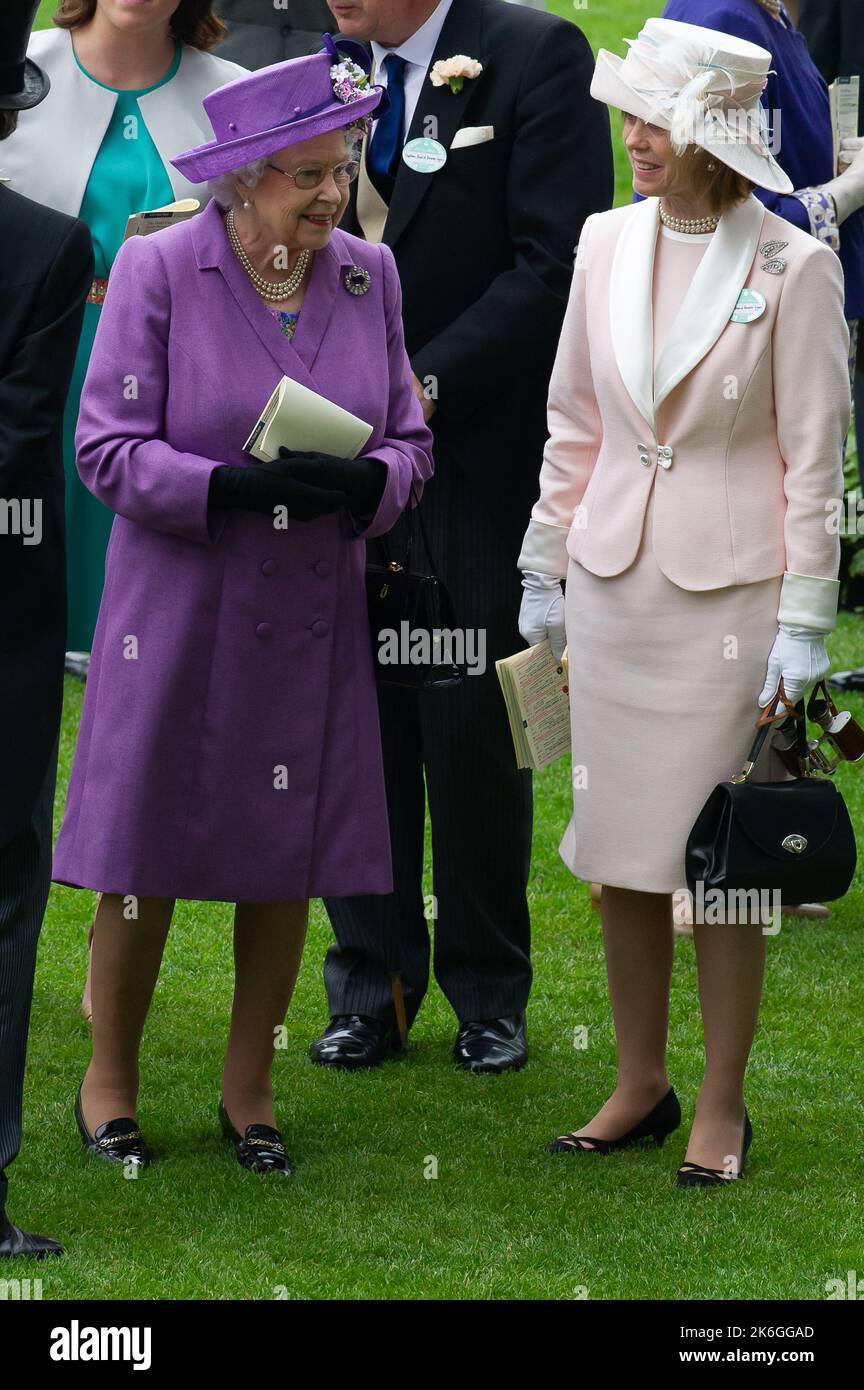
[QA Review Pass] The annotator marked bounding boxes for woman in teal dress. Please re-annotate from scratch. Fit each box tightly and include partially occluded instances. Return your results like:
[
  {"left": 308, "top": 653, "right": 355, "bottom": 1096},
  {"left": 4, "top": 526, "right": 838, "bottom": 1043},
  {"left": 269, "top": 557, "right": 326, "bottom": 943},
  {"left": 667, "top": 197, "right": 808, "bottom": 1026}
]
[
  {"left": 63, "top": 49, "right": 180, "bottom": 655},
  {"left": 4, "top": 0, "right": 246, "bottom": 659}
]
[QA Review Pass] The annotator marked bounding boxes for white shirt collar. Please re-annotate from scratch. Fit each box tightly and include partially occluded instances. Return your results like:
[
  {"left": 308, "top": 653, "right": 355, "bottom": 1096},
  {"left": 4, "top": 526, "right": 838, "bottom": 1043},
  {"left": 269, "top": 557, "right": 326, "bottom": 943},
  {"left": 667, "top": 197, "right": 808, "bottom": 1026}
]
[{"left": 370, "top": 0, "right": 454, "bottom": 74}]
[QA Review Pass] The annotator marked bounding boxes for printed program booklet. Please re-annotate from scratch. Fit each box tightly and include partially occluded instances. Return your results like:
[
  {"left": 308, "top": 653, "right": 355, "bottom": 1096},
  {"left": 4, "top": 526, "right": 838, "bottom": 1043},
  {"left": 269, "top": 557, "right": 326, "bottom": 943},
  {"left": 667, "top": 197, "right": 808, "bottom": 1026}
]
[
  {"left": 123, "top": 198, "right": 200, "bottom": 241},
  {"left": 830, "top": 76, "right": 860, "bottom": 172},
  {"left": 243, "top": 375, "right": 373, "bottom": 463},
  {"left": 496, "top": 640, "right": 570, "bottom": 771}
]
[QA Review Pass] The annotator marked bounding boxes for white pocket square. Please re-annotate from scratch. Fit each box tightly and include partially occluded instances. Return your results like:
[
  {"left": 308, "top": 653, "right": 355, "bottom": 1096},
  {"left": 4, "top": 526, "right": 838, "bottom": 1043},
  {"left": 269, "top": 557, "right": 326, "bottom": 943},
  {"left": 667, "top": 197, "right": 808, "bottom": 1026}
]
[{"left": 450, "top": 125, "right": 495, "bottom": 149}]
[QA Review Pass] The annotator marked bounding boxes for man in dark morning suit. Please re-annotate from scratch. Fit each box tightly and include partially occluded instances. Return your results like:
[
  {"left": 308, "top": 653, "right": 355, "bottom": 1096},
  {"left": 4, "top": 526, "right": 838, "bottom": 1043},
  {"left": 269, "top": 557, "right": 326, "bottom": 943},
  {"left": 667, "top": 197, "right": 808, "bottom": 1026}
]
[
  {"left": 0, "top": 1, "right": 92, "bottom": 1257},
  {"left": 314, "top": 0, "right": 613, "bottom": 1071}
]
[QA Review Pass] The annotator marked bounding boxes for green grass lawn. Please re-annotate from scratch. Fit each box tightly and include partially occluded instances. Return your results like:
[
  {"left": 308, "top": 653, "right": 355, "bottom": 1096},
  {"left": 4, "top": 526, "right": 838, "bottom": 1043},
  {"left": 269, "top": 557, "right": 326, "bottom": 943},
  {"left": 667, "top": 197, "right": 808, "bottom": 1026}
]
[
  {"left": 21, "top": 1, "right": 864, "bottom": 1302},
  {"left": 23, "top": 620, "right": 864, "bottom": 1301}
]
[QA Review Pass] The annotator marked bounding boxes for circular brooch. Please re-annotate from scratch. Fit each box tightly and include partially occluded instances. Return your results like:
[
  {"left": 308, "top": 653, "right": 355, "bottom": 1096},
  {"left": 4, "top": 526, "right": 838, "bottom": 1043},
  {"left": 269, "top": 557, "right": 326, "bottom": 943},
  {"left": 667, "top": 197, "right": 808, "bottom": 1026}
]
[{"left": 344, "top": 265, "right": 372, "bottom": 296}]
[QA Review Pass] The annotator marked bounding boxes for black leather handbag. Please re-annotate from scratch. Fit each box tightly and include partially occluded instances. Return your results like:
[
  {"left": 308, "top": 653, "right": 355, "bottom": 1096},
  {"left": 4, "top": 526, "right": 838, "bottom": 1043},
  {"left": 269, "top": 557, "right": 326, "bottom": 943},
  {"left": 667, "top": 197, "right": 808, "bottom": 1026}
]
[
  {"left": 686, "top": 684, "right": 857, "bottom": 904},
  {"left": 365, "top": 489, "right": 465, "bottom": 690}
]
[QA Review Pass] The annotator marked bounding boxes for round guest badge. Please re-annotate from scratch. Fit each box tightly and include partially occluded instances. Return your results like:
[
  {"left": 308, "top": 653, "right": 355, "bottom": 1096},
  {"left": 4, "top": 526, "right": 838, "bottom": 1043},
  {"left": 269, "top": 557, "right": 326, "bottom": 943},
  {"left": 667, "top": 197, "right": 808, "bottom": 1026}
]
[
  {"left": 402, "top": 137, "right": 448, "bottom": 174},
  {"left": 730, "top": 289, "right": 767, "bottom": 324}
]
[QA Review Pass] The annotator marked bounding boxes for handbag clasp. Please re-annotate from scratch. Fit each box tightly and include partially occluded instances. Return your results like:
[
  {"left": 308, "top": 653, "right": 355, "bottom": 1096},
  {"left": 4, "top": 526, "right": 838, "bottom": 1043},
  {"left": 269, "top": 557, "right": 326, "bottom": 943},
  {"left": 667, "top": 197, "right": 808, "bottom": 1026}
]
[{"left": 781, "top": 833, "right": 808, "bottom": 854}]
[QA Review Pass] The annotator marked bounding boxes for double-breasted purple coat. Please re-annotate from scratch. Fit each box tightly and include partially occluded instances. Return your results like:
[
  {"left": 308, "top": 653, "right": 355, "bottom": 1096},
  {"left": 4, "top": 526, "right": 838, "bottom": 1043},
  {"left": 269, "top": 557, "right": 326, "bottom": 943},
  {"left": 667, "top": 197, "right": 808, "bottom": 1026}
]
[{"left": 52, "top": 200, "right": 434, "bottom": 903}]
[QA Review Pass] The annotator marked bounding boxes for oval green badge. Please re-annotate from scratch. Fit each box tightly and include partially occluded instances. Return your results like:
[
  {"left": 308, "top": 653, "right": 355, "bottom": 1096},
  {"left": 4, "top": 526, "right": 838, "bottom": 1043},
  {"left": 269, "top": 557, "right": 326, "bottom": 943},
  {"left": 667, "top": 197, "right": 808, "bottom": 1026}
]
[
  {"left": 402, "top": 137, "right": 448, "bottom": 174},
  {"left": 730, "top": 289, "right": 767, "bottom": 324}
]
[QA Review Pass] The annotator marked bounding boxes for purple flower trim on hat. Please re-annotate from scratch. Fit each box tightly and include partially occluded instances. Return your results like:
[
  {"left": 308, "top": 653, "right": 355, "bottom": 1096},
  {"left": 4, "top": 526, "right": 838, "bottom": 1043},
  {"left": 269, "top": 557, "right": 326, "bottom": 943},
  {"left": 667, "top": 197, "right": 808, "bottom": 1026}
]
[
  {"left": 331, "top": 59, "right": 369, "bottom": 105},
  {"left": 322, "top": 32, "right": 376, "bottom": 106}
]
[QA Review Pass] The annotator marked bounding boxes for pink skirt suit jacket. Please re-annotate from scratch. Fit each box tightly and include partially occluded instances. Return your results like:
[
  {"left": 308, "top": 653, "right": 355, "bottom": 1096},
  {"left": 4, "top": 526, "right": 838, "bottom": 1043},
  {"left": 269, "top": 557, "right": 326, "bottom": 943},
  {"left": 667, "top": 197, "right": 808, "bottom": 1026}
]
[{"left": 518, "top": 193, "right": 851, "bottom": 894}]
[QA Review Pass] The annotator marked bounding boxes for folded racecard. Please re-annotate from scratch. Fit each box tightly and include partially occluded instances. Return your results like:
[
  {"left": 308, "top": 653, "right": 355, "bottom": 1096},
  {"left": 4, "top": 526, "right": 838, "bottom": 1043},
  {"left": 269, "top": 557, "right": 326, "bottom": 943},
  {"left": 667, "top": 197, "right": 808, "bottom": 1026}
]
[{"left": 243, "top": 376, "right": 373, "bottom": 463}]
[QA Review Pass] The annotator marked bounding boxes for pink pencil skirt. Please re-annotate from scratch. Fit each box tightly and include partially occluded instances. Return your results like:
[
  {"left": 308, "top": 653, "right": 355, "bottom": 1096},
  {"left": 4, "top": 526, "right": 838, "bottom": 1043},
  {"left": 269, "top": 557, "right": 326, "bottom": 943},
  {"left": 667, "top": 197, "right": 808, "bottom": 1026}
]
[{"left": 560, "top": 492, "right": 784, "bottom": 894}]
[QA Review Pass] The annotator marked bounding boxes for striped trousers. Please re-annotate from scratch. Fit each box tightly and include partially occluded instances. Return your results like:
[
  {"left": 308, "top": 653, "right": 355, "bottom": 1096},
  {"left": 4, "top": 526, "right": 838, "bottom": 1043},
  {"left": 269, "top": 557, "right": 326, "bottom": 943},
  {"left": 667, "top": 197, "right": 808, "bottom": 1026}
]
[
  {"left": 0, "top": 740, "right": 57, "bottom": 1216},
  {"left": 323, "top": 444, "right": 534, "bottom": 1026}
]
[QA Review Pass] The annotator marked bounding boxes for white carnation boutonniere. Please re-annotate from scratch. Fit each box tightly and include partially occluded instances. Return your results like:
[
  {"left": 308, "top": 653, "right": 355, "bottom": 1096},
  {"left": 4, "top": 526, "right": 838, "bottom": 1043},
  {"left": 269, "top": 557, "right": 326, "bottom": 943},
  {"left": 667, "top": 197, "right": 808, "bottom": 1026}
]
[{"left": 430, "top": 54, "right": 483, "bottom": 95}]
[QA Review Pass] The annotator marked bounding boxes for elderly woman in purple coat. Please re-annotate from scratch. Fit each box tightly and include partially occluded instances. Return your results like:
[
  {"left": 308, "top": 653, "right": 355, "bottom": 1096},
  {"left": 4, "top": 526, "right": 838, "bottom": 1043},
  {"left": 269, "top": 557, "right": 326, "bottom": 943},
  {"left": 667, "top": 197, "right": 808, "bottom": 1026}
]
[{"left": 51, "top": 39, "right": 434, "bottom": 1176}]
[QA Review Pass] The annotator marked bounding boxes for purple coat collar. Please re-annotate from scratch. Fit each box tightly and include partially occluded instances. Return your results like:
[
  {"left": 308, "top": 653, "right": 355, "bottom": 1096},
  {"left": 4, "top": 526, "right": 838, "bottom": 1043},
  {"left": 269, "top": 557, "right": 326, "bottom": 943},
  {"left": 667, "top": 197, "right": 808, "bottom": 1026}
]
[{"left": 189, "top": 199, "right": 362, "bottom": 386}]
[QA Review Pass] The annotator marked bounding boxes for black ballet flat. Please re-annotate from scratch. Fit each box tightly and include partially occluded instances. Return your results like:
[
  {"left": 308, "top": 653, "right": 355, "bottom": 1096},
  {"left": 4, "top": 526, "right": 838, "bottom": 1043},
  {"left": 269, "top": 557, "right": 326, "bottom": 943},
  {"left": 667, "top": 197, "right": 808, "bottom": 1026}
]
[
  {"left": 677, "top": 1110, "right": 752, "bottom": 1188},
  {"left": 548, "top": 1086, "right": 681, "bottom": 1155},
  {"left": 74, "top": 1085, "right": 151, "bottom": 1167},
  {"left": 218, "top": 1101, "right": 294, "bottom": 1176}
]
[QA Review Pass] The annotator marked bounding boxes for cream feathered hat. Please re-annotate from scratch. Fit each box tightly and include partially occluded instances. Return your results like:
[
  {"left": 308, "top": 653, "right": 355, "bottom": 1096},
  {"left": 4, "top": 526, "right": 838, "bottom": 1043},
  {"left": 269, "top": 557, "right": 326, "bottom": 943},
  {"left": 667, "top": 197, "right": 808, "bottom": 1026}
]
[{"left": 590, "top": 17, "right": 793, "bottom": 194}]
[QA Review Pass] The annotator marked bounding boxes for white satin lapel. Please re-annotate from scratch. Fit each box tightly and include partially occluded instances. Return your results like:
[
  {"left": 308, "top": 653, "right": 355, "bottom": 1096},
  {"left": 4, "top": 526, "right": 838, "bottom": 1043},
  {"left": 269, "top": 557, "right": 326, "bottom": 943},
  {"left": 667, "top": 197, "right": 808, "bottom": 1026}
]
[
  {"left": 654, "top": 195, "right": 766, "bottom": 414},
  {"left": 610, "top": 197, "right": 659, "bottom": 433}
]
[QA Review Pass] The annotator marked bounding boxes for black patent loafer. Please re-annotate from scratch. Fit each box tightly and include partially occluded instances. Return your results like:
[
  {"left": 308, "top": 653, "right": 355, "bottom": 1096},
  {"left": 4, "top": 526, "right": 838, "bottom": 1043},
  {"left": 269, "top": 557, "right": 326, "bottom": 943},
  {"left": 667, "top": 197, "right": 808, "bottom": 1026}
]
[
  {"left": 453, "top": 1013, "right": 528, "bottom": 1074},
  {"left": 0, "top": 1215, "right": 64, "bottom": 1258},
  {"left": 309, "top": 1014, "right": 402, "bottom": 1070},
  {"left": 64, "top": 650, "right": 90, "bottom": 681},
  {"left": 74, "top": 1085, "right": 151, "bottom": 1167},
  {"left": 219, "top": 1102, "right": 293, "bottom": 1175}
]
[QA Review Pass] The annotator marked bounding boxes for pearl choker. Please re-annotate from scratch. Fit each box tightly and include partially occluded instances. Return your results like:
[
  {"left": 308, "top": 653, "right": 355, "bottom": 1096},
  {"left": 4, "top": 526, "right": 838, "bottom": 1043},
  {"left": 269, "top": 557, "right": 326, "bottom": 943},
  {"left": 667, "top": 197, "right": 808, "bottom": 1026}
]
[
  {"left": 659, "top": 204, "right": 720, "bottom": 235},
  {"left": 226, "top": 208, "right": 311, "bottom": 301}
]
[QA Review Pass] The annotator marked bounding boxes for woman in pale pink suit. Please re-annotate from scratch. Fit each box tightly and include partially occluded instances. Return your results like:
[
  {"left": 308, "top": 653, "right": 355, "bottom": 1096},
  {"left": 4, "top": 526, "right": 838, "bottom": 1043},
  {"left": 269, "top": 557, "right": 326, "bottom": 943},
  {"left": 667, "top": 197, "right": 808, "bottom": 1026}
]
[{"left": 519, "top": 18, "right": 850, "bottom": 1185}]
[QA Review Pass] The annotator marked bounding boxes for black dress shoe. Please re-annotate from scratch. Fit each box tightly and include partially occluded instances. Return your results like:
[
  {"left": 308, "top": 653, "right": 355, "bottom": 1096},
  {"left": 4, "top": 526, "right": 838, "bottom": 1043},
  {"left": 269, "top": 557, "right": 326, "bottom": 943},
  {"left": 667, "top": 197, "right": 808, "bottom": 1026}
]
[
  {"left": 828, "top": 668, "right": 864, "bottom": 692},
  {"left": 453, "top": 1014, "right": 528, "bottom": 1074},
  {"left": 677, "top": 1110, "right": 752, "bottom": 1188},
  {"left": 218, "top": 1102, "right": 293, "bottom": 1175},
  {"left": 0, "top": 1215, "right": 64, "bottom": 1258},
  {"left": 309, "top": 1014, "right": 402, "bottom": 1070},
  {"left": 64, "top": 650, "right": 90, "bottom": 681},
  {"left": 74, "top": 1085, "right": 151, "bottom": 1167},
  {"left": 549, "top": 1087, "right": 681, "bottom": 1154}
]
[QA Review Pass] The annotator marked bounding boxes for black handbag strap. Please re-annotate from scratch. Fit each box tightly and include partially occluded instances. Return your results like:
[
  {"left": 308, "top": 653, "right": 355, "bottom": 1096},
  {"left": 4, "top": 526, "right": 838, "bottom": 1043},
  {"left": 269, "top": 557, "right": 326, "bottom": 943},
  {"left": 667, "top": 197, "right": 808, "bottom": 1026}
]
[
  {"left": 735, "top": 680, "right": 809, "bottom": 784},
  {"left": 370, "top": 483, "right": 441, "bottom": 581},
  {"left": 409, "top": 483, "right": 441, "bottom": 580}
]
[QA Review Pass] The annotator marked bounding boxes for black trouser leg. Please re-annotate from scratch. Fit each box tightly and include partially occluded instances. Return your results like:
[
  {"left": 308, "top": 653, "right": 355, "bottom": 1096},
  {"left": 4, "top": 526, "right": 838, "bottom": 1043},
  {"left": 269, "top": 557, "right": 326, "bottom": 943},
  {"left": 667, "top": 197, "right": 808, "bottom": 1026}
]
[
  {"left": 323, "top": 680, "right": 431, "bottom": 1026},
  {"left": 324, "top": 454, "right": 535, "bottom": 1031},
  {"left": 0, "top": 743, "right": 57, "bottom": 1217},
  {"left": 419, "top": 527, "right": 534, "bottom": 1024}
]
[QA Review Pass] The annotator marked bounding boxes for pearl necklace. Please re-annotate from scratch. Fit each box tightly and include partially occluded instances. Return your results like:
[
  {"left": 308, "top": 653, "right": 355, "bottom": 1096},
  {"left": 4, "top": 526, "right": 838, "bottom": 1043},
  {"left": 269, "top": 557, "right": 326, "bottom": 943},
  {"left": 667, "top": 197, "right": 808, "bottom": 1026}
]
[
  {"left": 226, "top": 208, "right": 311, "bottom": 302},
  {"left": 659, "top": 204, "right": 720, "bottom": 235},
  {"left": 753, "top": 0, "right": 782, "bottom": 19}
]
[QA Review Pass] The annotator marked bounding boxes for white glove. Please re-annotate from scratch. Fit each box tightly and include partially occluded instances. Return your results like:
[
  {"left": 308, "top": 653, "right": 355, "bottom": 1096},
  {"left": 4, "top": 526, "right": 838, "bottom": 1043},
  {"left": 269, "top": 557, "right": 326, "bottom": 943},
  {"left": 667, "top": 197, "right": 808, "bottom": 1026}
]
[
  {"left": 838, "top": 135, "right": 864, "bottom": 174},
  {"left": 519, "top": 570, "right": 566, "bottom": 660},
  {"left": 758, "top": 625, "right": 830, "bottom": 716},
  {"left": 821, "top": 141, "right": 864, "bottom": 223}
]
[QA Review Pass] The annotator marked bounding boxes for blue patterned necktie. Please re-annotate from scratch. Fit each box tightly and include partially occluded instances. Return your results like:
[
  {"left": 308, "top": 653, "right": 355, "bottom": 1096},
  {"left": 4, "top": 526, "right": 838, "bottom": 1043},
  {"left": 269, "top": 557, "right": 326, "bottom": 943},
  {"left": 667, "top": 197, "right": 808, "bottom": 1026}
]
[{"left": 368, "top": 53, "right": 408, "bottom": 201}]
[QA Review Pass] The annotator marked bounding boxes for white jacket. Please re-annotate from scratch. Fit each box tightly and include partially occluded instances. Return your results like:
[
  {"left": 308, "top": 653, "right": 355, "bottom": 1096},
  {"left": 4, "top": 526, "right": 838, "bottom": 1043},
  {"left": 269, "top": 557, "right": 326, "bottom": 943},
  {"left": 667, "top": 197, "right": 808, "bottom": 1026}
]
[{"left": 0, "top": 28, "right": 246, "bottom": 215}]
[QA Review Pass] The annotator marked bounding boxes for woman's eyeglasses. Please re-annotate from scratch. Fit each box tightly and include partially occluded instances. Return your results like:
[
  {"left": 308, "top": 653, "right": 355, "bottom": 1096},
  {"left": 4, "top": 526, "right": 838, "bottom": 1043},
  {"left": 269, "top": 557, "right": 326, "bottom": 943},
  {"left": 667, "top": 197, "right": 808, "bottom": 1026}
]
[{"left": 266, "top": 160, "right": 360, "bottom": 190}]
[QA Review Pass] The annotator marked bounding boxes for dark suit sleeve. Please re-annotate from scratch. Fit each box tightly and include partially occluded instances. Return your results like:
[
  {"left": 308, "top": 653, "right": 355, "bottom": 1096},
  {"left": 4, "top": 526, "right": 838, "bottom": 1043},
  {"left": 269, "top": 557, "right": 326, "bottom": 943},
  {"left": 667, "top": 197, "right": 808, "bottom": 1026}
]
[
  {"left": 797, "top": 0, "right": 843, "bottom": 84},
  {"left": 411, "top": 20, "right": 614, "bottom": 426},
  {"left": 0, "top": 217, "right": 93, "bottom": 497}
]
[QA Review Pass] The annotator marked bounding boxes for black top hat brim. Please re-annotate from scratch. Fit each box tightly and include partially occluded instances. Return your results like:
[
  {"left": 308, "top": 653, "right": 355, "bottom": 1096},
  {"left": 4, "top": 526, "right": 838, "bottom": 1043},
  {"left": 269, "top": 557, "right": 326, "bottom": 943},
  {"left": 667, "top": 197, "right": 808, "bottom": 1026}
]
[{"left": 0, "top": 58, "right": 50, "bottom": 111}]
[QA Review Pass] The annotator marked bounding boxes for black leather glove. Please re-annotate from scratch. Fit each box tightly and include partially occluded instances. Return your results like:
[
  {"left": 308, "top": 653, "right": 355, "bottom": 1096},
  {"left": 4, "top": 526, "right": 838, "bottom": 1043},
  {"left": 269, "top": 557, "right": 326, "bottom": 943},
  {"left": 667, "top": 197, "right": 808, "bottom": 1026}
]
[
  {"left": 208, "top": 460, "right": 347, "bottom": 521},
  {"left": 277, "top": 447, "right": 387, "bottom": 520}
]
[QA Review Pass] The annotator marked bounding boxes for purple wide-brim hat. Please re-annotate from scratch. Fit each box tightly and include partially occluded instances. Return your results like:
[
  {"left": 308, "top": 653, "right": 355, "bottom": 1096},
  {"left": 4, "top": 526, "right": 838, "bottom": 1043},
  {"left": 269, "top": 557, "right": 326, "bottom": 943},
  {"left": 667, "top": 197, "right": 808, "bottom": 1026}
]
[{"left": 171, "top": 37, "right": 388, "bottom": 184}]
